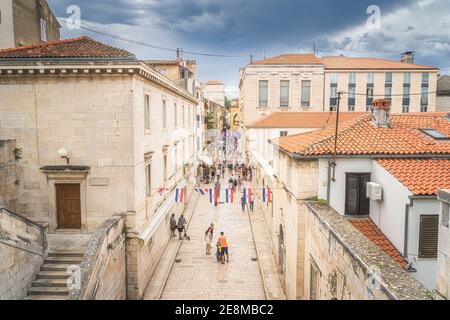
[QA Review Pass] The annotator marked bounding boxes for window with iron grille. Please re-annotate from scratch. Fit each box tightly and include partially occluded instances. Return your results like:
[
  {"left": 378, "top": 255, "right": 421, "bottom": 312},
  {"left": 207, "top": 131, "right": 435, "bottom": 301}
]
[{"left": 418, "top": 215, "right": 439, "bottom": 259}]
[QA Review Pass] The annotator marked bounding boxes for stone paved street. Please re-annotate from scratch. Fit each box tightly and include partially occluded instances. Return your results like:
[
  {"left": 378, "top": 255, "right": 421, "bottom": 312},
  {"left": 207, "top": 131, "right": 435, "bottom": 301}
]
[{"left": 154, "top": 176, "right": 283, "bottom": 300}]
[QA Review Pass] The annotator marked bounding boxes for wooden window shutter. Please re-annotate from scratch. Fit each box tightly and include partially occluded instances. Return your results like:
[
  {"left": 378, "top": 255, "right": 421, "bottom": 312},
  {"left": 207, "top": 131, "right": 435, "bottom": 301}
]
[{"left": 418, "top": 215, "right": 439, "bottom": 259}]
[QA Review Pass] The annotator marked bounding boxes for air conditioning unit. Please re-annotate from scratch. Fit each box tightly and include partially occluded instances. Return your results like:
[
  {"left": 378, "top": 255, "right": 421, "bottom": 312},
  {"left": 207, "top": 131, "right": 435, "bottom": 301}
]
[{"left": 367, "top": 182, "right": 383, "bottom": 201}]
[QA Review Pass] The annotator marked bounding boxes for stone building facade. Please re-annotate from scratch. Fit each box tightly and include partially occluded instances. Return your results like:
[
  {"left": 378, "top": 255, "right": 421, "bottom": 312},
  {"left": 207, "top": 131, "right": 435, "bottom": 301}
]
[
  {"left": 0, "top": 140, "right": 18, "bottom": 210},
  {"left": 239, "top": 53, "right": 439, "bottom": 127},
  {"left": 0, "top": 37, "right": 201, "bottom": 299},
  {"left": 0, "top": 0, "right": 60, "bottom": 49}
]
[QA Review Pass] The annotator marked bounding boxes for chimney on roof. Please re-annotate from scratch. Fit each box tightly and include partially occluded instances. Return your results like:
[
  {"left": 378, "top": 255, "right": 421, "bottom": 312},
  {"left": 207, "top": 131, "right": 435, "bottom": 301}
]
[
  {"left": 372, "top": 99, "right": 391, "bottom": 128},
  {"left": 400, "top": 51, "right": 414, "bottom": 64}
]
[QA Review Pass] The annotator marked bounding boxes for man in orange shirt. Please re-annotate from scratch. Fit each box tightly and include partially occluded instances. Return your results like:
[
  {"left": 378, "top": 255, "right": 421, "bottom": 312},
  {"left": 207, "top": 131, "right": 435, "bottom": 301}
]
[{"left": 217, "top": 232, "right": 229, "bottom": 264}]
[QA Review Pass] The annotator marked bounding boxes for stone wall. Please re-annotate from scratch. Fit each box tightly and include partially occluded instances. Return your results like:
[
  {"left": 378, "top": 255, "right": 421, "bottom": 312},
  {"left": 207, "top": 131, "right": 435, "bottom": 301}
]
[
  {"left": 0, "top": 140, "right": 18, "bottom": 210},
  {"left": 436, "top": 189, "right": 450, "bottom": 299},
  {"left": 0, "top": 207, "right": 47, "bottom": 300},
  {"left": 70, "top": 214, "right": 127, "bottom": 300},
  {"left": 303, "top": 202, "right": 431, "bottom": 300}
]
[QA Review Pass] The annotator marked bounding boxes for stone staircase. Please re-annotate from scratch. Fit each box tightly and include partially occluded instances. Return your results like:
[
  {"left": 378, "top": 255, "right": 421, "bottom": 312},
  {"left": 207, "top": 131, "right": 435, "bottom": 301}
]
[{"left": 25, "top": 251, "right": 84, "bottom": 300}]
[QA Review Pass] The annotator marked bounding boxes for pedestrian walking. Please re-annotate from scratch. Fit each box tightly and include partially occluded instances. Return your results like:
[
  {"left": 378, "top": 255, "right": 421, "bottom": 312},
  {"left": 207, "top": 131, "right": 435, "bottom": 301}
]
[
  {"left": 170, "top": 214, "right": 177, "bottom": 237},
  {"left": 240, "top": 196, "right": 246, "bottom": 212},
  {"left": 217, "top": 232, "right": 229, "bottom": 264},
  {"left": 237, "top": 176, "right": 242, "bottom": 191},
  {"left": 177, "top": 214, "right": 187, "bottom": 240},
  {"left": 205, "top": 223, "right": 215, "bottom": 255},
  {"left": 250, "top": 199, "right": 255, "bottom": 212}
]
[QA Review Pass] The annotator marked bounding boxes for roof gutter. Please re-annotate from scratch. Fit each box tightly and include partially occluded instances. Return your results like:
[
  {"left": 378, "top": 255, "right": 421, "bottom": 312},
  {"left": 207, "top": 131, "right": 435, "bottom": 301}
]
[{"left": 287, "top": 153, "right": 450, "bottom": 161}]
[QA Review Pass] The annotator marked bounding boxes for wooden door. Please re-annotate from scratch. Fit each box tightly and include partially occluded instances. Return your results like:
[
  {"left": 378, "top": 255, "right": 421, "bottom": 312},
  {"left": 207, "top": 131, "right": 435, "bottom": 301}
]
[
  {"left": 56, "top": 184, "right": 81, "bottom": 229},
  {"left": 345, "top": 173, "right": 371, "bottom": 216}
]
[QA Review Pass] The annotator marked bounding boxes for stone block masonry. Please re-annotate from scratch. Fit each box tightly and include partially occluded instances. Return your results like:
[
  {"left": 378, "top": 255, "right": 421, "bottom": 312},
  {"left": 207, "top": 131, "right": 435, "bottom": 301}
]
[
  {"left": 0, "top": 140, "right": 18, "bottom": 210},
  {"left": 0, "top": 207, "right": 47, "bottom": 300}
]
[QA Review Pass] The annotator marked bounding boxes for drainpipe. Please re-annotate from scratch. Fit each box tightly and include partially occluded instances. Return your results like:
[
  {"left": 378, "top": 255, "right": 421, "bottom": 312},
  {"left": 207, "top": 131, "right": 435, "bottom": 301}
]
[
  {"left": 404, "top": 199, "right": 413, "bottom": 257},
  {"left": 326, "top": 159, "right": 332, "bottom": 203}
]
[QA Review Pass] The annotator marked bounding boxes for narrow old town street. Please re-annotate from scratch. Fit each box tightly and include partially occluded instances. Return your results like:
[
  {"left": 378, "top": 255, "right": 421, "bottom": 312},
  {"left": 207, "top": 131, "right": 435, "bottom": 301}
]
[{"left": 144, "top": 175, "right": 285, "bottom": 300}]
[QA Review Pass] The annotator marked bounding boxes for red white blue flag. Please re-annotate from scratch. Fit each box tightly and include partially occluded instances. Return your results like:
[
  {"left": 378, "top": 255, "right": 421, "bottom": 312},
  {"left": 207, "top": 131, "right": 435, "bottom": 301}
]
[
  {"left": 262, "top": 187, "right": 271, "bottom": 203},
  {"left": 175, "top": 188, "right": 185, "bottom": 203}
]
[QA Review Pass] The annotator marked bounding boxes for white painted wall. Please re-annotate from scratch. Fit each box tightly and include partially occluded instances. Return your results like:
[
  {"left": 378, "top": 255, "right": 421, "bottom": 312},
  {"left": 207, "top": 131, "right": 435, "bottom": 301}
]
[
  {"left": 327, "top": 158, "right": 373, "bottom": 215},
  {"left": 407, "top": 198, "right": 439, "bottom": 290},
  {"left": 0, "top": 0, "right": 15, "bottom": 49}
]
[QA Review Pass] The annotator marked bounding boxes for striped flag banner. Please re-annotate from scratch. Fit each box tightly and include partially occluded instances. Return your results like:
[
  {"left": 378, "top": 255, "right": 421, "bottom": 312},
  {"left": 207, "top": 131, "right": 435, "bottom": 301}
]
[
  {"left": 225, "top": 189, "right": 234, "bottom": 203},
  {"left": 175, "top": 188, "right": 185, "bottom": 203},
  {"left": 195, "top": 188, "right": 209, "bottom": 195},
  {"left": 209, "top": 189, "right": 213, "bottom": 203},
  {"left": 262, "top": 187, "right": 271, "bottom": 203},
  {"left": 248, "top": 188, "right": 253, "bottom": 203}
]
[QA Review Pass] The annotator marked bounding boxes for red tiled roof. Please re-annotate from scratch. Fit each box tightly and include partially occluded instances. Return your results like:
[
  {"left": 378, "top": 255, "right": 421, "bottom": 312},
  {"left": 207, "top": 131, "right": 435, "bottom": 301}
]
[
  {"left": 321, "top": 56, "right": 437, "bottom": 70},
  {"left": 250, "top": 54, "right": 437, "bottom": 70},
  {"left": 0, "top": 37, "right": 135, "bottom": 60},
  {"left": 274, "top": 113, "right": 450, "bottom": 156},
  {"left": 206, "top": 80, "right": 224, "bottom": 85},
  {"left": 251, "top": 54, "right": 322, "bottom": 65},
  {"left": 349, "top": 218, "right": 407, "bottom": 268},
  {"left": 247, "top": 111, "right": 366, "bottom": 128},
  {"left": 377, "top": 159, "right": 450, "bottom": 196}
]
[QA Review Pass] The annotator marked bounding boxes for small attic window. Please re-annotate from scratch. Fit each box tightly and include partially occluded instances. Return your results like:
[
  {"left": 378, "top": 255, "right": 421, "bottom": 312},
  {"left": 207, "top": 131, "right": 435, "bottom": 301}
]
[{"left": 420, "top": 129, "right": 450, "bottom": 140}]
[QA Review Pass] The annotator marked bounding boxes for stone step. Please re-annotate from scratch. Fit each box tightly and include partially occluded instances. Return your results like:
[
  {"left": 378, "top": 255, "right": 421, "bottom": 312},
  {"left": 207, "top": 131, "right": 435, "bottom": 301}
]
[
  {"left": 44, "top": 256, "right": 83, "bottom": 264},
  {"left": 36, "top": 271, "right": 71, "bottom": 280},
  {"left": 25, "top": 295, "right": 69, "bottom": 300},
  {"left": 41, "top": 263, "right": 73, "bottom": 272},
  {"left": 28, "top": 286, "right": 70, "bottom": 296},
  {"left": 48, "top": 251, "right": 85, "bottom": 258},
  {"left": 32, "top": 278, "right": 69, "bottom": 288}
]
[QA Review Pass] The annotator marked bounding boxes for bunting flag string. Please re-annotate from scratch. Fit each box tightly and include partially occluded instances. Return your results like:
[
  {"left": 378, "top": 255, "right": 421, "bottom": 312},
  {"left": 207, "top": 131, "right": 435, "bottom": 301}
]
[{"left": 173, "top": 187, "right": 272, "bottom": 205}]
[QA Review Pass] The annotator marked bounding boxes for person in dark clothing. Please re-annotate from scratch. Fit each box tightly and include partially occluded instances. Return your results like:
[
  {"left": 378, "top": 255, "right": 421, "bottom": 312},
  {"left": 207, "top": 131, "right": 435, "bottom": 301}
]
[
  {"left": 250, "top": 199, "right": 255, "bottom": 212},
  {"left": 240, "top": 196, "right": 246, "bottom": 212},
  {"left": 177, "top": 214, "right": 187, "bottom": 240},
  {"left": 170, "top": 214, "right": 177, "bottom": 237}
]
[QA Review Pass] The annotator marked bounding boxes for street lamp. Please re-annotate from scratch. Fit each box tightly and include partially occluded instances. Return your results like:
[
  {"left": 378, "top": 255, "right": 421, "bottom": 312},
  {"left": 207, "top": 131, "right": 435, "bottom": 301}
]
[{"left": 57, "top": 148, "right": 70, "bottom": 165}]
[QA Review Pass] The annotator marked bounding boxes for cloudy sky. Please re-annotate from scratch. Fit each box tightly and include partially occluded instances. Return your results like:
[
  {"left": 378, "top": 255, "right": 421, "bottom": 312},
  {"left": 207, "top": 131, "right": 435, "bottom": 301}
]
[{"left": 47, "top": 0, "right": 450, "bottom": 98}]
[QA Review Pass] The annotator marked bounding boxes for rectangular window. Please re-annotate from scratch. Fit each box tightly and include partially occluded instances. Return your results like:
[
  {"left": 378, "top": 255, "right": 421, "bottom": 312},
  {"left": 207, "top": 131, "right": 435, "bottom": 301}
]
[
  {"left": 366, "top": 84, "right": 374, "bottom": 112},
  {"left": 345, "top": 173, "right": 370, "bottom": 216},
  {"left": 40, "top": 18, "right": 48, "bottom": 42},
  {"left": 174, "top": 103, "right": 178, "bottom": 127},
  {"left": 162, "top": 100, "right": 167, "bottom": 130},
  {"left": 259, "top": 80, "right": 268, "bottom": 108},
  {"left": 301, "top": 80, "right": 311, "bottom": 108},
  {"left": 404, "top": 72, "right": 411, "bottom": 84},
  {"left": 280, "top": 131, "right": 288, "bottom": 137},
  {"left": 330, "top": 73, "right": 338, "bottom": 84},
  {"left": 144, "top": 94, "right": 150, "bottom": 132},
  {"left": 419, "top": 215, "right": 439, "bottom": 259},
  {"left": 421, "top": 86, "right": 428, "bottom": 112},
  {"left": 330, "top": 84, "right": 338, "bottom": 110},
  {"left": 309, "top": 260, "right": 320, "bottom": 300},
  {"left": 422, "top": 73, "right": 429, "bottom": 84},
  {"left": 385, "top": 72, "right": 393, "bottom": 84},
  {"left": 280, "top": 80, "right": 290, "bottom": 108},
  {"left": 349, "top": 72, "right": 356, "bottom": 84},
  {"left": 182, "top": 105, "right": 185, "bottom": 127},
  {"left": 145, "top": 155, "right": 152, "bottom": 197},
  {"left": 367, "top": 72, "right": 374, "bottom": 84},
  {"left": 348, "top": 86, "right": 356, "bottom": 111},
  {"left": 163, "top": 153, "right": 168, "bottom": 181}
]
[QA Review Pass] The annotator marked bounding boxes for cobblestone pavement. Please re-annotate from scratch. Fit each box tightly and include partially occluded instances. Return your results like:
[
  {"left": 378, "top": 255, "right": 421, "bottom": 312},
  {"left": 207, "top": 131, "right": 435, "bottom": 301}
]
[{"left": 159, "top": 176, "right": 275, "bottom": 300}]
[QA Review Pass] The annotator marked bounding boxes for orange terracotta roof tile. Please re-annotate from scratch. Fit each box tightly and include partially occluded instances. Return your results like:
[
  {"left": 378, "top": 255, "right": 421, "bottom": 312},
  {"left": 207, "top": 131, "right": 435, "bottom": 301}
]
[
  {"left": 377, "top": 159, "right": 450, "bottom": 196},
  {"left": 250, "top": 53, "right": 437, "bottom": 70},
  {"left": 0, "top": 37, "right": 135, "bottom": 60},
  {"left": 321, "top": 55, "right": 437, "bottom": 70},
  {"left": 206, "top": 80, "right": 224, "bottom": 85},
  {"left": 248, "top": 111, "right": 366, "bottom": 128},
  {"left": 349, "top": 218, "right": 407, "bottom": 268},
  {"left": 274, "top": 113, "right": 450, "bottom": 156},
  {"left": 251, "top": 54, "right": 322, "bottom": 65}
]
